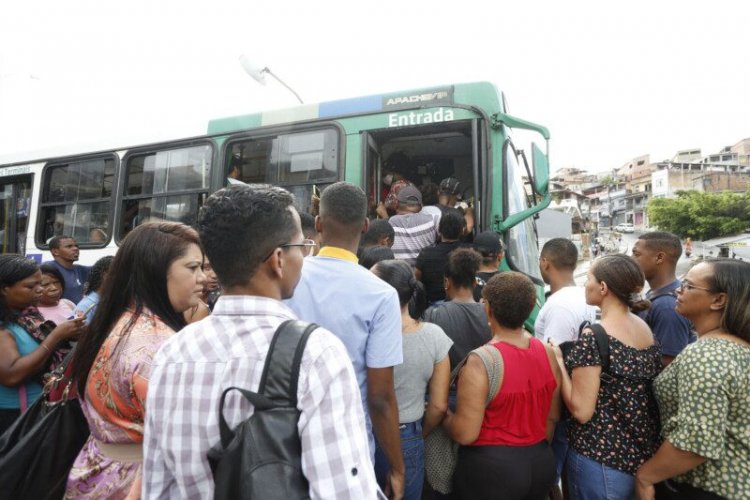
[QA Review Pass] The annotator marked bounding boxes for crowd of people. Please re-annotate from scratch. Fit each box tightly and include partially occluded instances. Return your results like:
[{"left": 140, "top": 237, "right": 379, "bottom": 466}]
[{"left": 0, "top": 180, "right": 748, "bottom": 500}]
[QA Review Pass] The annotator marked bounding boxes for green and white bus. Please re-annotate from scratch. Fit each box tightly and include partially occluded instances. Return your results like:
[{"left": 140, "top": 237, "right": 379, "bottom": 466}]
[{"left": 0, "top": 81, "right": 551, "bottom": 287}]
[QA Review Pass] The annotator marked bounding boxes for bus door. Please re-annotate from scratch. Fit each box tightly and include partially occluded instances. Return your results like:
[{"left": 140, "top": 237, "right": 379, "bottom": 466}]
[
  {"left": 362, "top": 132, "right": 383, "bottom": 217},
  {"left": 362, "top": 119, "right": 481, "bottom": 225},
  {"left": 0, "top": 176, "right": 32, "bottom": 254}
]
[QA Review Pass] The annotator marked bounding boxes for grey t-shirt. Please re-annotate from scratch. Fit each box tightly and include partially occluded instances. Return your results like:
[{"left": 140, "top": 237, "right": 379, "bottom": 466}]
[
  {"left": 394, "top": 322, "right": 453, "bottom": 423},
  {"left": 424, "top": 301, "right": 492, "bottom": 370}
]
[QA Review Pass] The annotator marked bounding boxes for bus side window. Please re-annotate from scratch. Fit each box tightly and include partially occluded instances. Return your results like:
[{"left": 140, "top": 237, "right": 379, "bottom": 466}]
[
  {"left": 38, "top": 156, "right": 115, "bottom": 246},
  {"left": 119, "top": 144, "right": 211, "bottom": 240}
]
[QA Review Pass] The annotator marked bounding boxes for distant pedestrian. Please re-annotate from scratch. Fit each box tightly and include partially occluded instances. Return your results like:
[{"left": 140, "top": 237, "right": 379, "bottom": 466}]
[{"left": 684, "top": 237, "right": 693, "bottom": 258}]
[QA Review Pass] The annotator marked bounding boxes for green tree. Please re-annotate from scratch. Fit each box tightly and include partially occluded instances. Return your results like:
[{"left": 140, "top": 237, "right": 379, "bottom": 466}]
[{"left": 648, "top": 190, "right": 750, "bottom": 240}]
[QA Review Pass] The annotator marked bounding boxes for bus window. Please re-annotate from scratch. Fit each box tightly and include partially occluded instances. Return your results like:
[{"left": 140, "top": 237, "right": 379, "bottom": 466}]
[
  {"left": 39, "top": 157, "right": 115, "bottom": 246},
  {"left": 226, "top": 128, "right": 338, "bottom": 186},
  {"left": 120, "top": 144, "right": 211, "bottom": 239},
  {"left": 504, "top": 140, "right": 542, "bottom": 280}
]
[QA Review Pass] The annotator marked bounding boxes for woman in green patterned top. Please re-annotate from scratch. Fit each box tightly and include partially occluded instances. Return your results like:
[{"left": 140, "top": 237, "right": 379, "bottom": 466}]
[{"left": 636, "top": 259, "right": 750, "bottom": 500}]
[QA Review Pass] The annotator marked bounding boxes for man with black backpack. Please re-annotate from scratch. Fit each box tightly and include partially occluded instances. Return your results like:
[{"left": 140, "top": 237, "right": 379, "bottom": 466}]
[
  {"left": 142, "top": 184, "right": 381, "bottom": 498},
  {"left": 632, "top": 231, "right": 694, "bottom": 366}
]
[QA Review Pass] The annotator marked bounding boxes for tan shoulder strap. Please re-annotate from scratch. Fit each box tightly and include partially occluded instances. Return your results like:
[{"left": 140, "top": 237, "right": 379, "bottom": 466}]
[{"left": 473, "top": 345, "right": 504, "bottom": 406}]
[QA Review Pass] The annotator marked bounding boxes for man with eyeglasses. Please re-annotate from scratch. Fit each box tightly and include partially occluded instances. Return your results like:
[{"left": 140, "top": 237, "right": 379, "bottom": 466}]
[
  {"left": 286, "top": 182, "right": 405, "bottom": 499},
  {"left": 143, "top": 184, "right": 381, "bottom": 498},
  {"left": 632, "top": 231, "right": 694, "bottom": 366}
]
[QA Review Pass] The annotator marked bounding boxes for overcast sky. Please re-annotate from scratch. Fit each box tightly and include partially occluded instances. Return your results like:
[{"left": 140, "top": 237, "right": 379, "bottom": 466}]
[{"left": 1, "top": 0, "right": 747, "bottom": 172}]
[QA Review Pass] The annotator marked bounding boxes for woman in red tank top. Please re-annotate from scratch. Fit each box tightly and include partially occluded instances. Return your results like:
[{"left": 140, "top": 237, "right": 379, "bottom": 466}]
[{"left": 443, "top": 271, "right": 562, "bottom": 499}]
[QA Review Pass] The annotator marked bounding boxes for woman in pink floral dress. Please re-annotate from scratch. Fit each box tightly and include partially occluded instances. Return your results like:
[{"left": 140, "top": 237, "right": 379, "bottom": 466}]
[{"left": 65, "top": 222, "right": 206, "bottom": 499}]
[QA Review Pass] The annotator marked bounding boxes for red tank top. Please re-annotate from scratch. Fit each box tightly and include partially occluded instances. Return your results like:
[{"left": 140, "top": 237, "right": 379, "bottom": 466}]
[{"left": 473, "top": 338, "right": 557, "bottom": 446}]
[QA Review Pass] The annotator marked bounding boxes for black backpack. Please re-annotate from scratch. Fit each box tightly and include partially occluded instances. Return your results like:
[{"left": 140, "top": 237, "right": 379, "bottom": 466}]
[{"left": 207, "top": 320, "right": 318, "bottom": 500}]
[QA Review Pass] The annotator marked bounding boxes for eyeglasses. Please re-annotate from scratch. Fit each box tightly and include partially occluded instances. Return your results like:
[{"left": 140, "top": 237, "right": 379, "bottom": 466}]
[
  {"left": 678, "top": 279, "right": 713, "bottom": 293},
  {"left": 280, "top": 239, "right": 317, "bottom": 255},
  {"left": 264, "top": 239, "right": 317, "bottom": 260}
]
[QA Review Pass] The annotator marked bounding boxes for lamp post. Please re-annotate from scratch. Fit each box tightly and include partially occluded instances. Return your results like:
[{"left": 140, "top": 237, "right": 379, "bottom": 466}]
[{"left": 238, "top": 55, "right": 304, "bottom": 104}]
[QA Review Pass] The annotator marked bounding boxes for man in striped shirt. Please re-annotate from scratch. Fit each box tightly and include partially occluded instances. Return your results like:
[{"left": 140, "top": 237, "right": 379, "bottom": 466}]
[
  {"left": 143, "top": 184, "right": 382, "bottom": 499},
  {"left": 388, "top": 185, "right": 438, "bottom": 266}
]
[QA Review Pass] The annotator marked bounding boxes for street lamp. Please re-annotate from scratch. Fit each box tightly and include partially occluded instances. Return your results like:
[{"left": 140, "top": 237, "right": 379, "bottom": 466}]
[{"left": 238, "top": 54, "right": 304, "bottom": 104}]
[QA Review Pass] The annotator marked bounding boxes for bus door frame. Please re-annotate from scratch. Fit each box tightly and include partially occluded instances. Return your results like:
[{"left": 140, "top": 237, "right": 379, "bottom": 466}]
[{"left": 0, "top": 174, "right": 33, "bottom": 254}]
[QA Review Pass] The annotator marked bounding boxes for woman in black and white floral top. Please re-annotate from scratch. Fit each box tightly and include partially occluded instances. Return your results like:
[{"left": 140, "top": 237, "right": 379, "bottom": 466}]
[
  {"left": 636, "top": 259, "right": 750, "bottom": 500},
  {"left": 552, "top": 254, "right": 662, "bottom": 499}
]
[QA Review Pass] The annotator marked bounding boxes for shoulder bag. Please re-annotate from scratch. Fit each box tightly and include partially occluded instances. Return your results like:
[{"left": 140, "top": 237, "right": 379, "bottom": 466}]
[
  {"left": 0, "top": 347, "right": 90, "bottom": 500},
  {"left": 424, "top": 344, "right": 503, "bottom": 495}
]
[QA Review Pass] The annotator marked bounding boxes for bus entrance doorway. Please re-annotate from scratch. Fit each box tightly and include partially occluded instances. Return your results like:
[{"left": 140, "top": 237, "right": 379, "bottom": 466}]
[{"left": 363, "top": 119, "right": 483, "bottom": 226}]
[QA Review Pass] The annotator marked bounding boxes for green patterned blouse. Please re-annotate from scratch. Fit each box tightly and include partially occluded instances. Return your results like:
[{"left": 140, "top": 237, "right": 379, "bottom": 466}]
[{"left": 654, "top": 338, "right": 750, "bottom": 499}]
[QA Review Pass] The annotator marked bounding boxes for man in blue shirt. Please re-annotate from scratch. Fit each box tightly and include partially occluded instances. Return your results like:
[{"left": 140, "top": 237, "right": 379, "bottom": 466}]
[
  {"left": 286, "top": 182, "right": 405, "bottom": 498},
  {"left": 632, "top": 231, "right": 694, "bottom": 366},
  {"left": 45, "top": 235, "right": 91, "bottom": 303}
]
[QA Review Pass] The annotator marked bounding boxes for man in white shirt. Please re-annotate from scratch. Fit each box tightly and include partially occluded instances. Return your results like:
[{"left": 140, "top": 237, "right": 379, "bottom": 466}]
[
  {"left": 535, "top": 238, "right": 597, "bottom": 344},
  {"left": 143, "top": 184, "right": 381, "bottom": 499},
  {"left": 534, "top": 238, "right": 597, "bottom": 491}
]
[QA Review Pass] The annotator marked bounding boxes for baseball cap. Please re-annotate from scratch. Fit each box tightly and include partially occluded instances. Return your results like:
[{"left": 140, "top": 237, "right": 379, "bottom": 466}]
[
  {"left": 396, "top": 184, "right": 422, "bottom": 205},
  {"left": 474, "top": 231, "right": 504, "bottom": 254},
  {"left": 439, "top": 177, "right": 461, "bottom": 196}
]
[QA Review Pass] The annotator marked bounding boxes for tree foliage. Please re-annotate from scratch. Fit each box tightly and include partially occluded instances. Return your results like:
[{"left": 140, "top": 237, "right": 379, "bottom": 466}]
[{"left": 647, "top": 190, "right": 750, "bottom": 240}]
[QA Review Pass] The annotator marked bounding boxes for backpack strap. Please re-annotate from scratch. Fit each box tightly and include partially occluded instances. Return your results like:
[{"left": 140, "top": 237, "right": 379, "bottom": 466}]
[
  {"left": 216, "top": 320, "right": 318, "bottom": 448},
  {"left": 585, "top": 323, "right": 612, "bottom": 380},
  {"left": 258, "top": 320, "right": 318, "bottom": 405}
]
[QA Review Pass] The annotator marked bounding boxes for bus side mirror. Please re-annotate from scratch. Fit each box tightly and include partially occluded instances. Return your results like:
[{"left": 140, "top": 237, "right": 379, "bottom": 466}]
[{"left": 532, "top": 142, "right": 549, "bottom": 197}]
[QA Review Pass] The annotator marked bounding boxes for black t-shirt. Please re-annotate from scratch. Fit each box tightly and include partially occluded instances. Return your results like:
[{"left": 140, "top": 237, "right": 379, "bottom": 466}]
[
  {"left": 423, "top": 301, "right": 492, "bottom": 370},
  {"left": 415, "top": 241, "right": 465, "bottom": 304},
  {"left": 473, "top": 270, "right": 500, "bottom": 302}
]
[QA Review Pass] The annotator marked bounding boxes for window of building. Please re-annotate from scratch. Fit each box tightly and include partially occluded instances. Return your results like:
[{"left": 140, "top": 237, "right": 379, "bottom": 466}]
[
  {"left": 38, "top": 156, "right": 116, "bottom": 246},
  {"left": 119, "top": 144, "right": 211, "bottom": 240}
]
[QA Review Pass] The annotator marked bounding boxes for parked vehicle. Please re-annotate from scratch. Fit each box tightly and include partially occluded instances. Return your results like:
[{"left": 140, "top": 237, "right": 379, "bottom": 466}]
[{"left": 615, "top": 223, "right": 634, "bottom": 233}]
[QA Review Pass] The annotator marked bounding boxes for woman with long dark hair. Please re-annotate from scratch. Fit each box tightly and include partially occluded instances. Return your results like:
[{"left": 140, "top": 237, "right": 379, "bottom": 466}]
[
  {"left": 636, "top": 259, "right": 750, "bottom": 499},
  {"left": 0, "top": 255, "right": 82, "bottom": 433},
  {"left": 371, "top": 259, "right": 451, "bottom": 500},
  {"left": 552, "top": 254, "right": 661, "bottom": 499},
  {"left": 65, "top": 222, "right": 206, "bottom": 499}
]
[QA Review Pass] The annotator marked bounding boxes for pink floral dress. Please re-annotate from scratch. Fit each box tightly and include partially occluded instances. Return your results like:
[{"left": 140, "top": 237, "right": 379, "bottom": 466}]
[{"left": 65, "top": 308, "right": 175, "bottom": 499}]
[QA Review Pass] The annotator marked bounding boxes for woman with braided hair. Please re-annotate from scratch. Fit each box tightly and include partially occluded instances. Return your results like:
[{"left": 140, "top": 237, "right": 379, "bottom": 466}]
[{"left": 371, "top": 259, "right": 452, "bottom": 500}]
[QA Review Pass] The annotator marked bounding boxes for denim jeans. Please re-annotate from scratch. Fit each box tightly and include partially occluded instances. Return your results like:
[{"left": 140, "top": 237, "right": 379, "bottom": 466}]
[
  {"left": 374, "top": 420, "right": 424, "bottom": 500},
  {"left": 566, "top": 448, "right": 635, "bottom": 500},
  {"left": 551, "top": 421, "right": 570, "bottom": 482}
]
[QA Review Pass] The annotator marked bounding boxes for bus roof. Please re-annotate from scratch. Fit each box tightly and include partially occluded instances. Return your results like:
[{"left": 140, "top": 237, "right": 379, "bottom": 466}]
[{"left": 207, "top": 81, "right": 501, "bottom": 135}]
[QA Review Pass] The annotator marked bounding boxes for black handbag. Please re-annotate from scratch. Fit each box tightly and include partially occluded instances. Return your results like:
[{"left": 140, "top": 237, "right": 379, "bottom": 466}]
[
  {"left": 207, "top": 320, "right": 317, "bottom": 500},
  {"left": 0, "top": 349, "right": 90, "bottom": 500}
]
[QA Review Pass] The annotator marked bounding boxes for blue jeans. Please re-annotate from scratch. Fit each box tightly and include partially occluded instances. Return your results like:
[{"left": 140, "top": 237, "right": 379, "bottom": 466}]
[
  {"left": 374, "top": 421, "right": 424, "bottom": 500},
  {"left": 551, "top": 421, "right": 570, "bottom": 482},
  {"left": 566, "top": 448, "right": 635, "bottom": 500}
]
